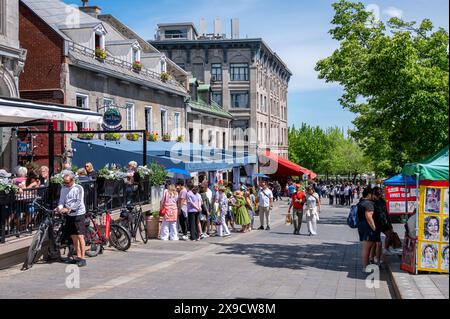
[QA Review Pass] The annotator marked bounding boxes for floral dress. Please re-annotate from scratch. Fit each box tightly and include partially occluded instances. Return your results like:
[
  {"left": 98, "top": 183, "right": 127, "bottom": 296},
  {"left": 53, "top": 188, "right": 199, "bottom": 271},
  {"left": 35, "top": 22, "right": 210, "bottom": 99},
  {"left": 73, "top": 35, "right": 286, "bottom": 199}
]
[{"left": 233, "top": 197, "right": 251, "bottom": 226}]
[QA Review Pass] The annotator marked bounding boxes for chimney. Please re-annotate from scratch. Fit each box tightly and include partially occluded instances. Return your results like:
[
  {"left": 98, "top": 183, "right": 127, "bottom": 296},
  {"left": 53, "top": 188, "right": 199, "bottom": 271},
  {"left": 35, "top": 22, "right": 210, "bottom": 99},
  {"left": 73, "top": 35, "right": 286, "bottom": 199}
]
[
  {"left": 79, "top": 0, "right": 101, "bottom": 18},
  {"left": 214, "top": 18, "right": 222, "bottom": 36},
  {"left": 199, "top": 18, "right": 206, "bottom": 36},
  {"left": 231, "top": 18, "right": 240, "bottom": 39}
]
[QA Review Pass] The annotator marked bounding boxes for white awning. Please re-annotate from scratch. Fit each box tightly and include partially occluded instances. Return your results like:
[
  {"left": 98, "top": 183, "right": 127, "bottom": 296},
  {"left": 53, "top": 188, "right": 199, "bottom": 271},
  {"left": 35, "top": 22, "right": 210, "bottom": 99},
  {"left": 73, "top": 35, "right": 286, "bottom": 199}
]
[{"left": 0, "top": 98, "right": 103, "bottom": 124}]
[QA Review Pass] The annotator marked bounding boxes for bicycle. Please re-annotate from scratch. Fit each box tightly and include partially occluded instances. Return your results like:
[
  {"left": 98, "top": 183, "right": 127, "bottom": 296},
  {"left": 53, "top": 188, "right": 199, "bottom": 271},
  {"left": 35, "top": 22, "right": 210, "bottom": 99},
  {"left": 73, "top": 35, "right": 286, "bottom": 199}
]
[
  {"left": 85, "top": 199, "right": 132, "bottom": 257},
  {"left": 22, "top": 198, "right": 77, "bottom": 270},
  {"left": 119, "top": 202, "right": 148, "bottom": 244}
]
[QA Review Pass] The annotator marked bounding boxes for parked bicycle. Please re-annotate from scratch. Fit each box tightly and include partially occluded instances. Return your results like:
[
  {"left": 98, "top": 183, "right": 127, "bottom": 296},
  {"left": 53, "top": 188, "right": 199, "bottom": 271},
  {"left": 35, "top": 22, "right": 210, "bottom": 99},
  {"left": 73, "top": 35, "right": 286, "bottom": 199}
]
[
  {"left": 85, "top": 199, "right": 132, "bottom": 257},
  {"left": 119, "top": 202, "right": 148, "bottom": 244}
]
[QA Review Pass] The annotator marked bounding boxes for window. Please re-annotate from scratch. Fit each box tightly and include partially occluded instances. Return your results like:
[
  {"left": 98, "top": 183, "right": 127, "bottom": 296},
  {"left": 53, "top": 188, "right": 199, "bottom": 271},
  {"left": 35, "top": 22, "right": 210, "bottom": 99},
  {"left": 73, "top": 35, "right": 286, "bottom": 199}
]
[
  {"left": 230, "top": 63, "right": 249, "bottom": 81},
  {"left": 145, "top": 107, "right": 153, "bottom": 132},
  {"left": 177, "top": 63, "right": 186, "bottom": 70},
  {"left": 211, "top": 64, "right": 222, "bottom": 82},
  {"left": 165, "top": 29, "right": 188, "bottom": 39},
  {"left": 223, "top": 132, "right": 226, "bottom": 149},
  {"left": 126, "top": 103, "right": 135, "bottom": 130},
  {"left": 200, "top": 129, "right": 204, "bottom": 145},
  {"left": 264, "top": 97, "right": 267, "bottom": 112},
  {"left": 212, "top": 91, "right": 223, "bottom": 107},
  {"left": 208, "top": 130, "right": 213, "bottom": 146},
  {"left": 232, "top": 120, "right": 249, "bottom": 143},
  {"left": 76, "top": 94, "right": 89, "bottom": 129},
  {"left": 132, "top": 48, "right": 140, "bottom": 63},
  {"left": 160, "top": 59, "right": 167, "bottom": 73},
  {"left": 230, "top": 91, "right": 249, "bottom": 109},
  {"left": 174, "top": 112, "right": 181, "bottom": 136},
  {"left": 189, "top": 128, "right": 194, "bottom": 143},
  {"left": 216, "top": 132, "right": 220, "bottom": 148},
  {"left": 161, "top": 110, "right": 167, "bottom": 136},
  {"left": 103, "top": 98, "right": 113, "bottom": 111}
]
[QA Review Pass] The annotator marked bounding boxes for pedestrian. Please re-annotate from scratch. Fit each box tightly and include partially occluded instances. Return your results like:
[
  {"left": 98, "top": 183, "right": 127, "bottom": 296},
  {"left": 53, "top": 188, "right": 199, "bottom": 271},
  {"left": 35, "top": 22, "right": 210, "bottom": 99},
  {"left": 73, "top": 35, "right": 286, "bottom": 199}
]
[
  {"left": 38, "top": 166, "right": 50, "bottom": 186},
  {"left": 369, "top": 186, "right": 392, "bottom": 267},
  {"left": 216, "top": 187, "right": 231, "bottom": 237},
  {"left": 345, "top": 184, "right": 351, "bottom": 206},
  {"left": 245, "top": 188, "right": 256, "bottom": 231},
  {"left": 84, "top": 162, "right": 97, "bottom": 180},
  {"left": 305, "top": 186, "right": 321, "bottom": 236},
  {"left": 200, "top": 185, "right": 211, "bottom": 239},
  {"left": 176, "top": 180, "right": 189, "bottom": 241},
  {"left": 340, "top": 185, "right": 345, "bottom": 206},
  {"left": 328, "top": 184, "right": 334, "bottom": 205},
  {"left": 76, "top": 168, "right": 90, "bottom": 183},
  {"left": 160, "top": 185, "right": 179, "bottom": 241},
  {"left": 258, "top": 181, "right": 273, "bottom": 230},
  {"left": 233, "top": 191, "right": 251, "bottom": 233},
  {"left": 186, "top": 184, "right": 202, "bottom": 241},
  {"left": 226, "top": 192, "right": 236, "bottom": 232},
  {"left": 357, "top": 187, "right": 379, "bottom": 273},
  {"left": 288, "top": 183, "right": 306, "bottom": 235},
  {"left": 124, "top": 161, "right": 139, "bottom": 204},
  {"left": 55, "top": 172, "right": 87, "bottom": 267}
]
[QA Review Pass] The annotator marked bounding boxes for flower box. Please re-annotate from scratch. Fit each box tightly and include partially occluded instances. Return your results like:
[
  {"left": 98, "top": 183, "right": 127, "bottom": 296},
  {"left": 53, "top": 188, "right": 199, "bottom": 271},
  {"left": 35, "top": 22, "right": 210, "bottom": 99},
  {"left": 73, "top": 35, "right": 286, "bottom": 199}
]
[
  {"left": 104, "top": 133, "right": 121, "bottom": 141},
  {"left": 95, "top": 47, "right": 107, "bottom": 61},
  {"left": 132, "top": 61, "right": 143, "bottom": 72},
  {"left": 162, "top": 134, "right": 171, "bottom": 142},
  {"left": 160, "top": 72, "right": 170, "bottom": 83},
  {"left": 146, "top": 131, "right": 159, "bottom": 142},
  {"left": 78, "top": 132, "right": 95, "bottom": 140},
  {"left": 126, "top": 133, "right": 140, "bottom": 141}
]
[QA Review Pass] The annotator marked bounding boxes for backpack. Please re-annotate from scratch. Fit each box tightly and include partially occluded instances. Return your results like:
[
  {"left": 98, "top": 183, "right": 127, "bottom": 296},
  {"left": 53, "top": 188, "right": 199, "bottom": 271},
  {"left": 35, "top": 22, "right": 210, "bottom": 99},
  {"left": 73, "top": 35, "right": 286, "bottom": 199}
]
[{"left": 347, "top": 204, "right": 359, "bottom": 229}]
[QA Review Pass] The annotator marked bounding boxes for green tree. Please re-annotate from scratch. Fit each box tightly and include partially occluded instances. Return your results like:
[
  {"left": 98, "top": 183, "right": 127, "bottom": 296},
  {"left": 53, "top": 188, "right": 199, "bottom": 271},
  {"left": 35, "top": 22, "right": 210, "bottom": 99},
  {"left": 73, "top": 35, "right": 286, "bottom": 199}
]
[{"left": 315, "top": 0, "right": 449, "bottom": 176}]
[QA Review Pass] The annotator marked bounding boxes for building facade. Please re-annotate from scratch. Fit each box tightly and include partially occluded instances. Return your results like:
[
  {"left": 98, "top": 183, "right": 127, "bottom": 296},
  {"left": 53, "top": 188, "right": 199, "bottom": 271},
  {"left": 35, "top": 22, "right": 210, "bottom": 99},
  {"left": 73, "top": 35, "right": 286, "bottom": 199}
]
[
  {"left": 18, "top": 0, "right": 189, "bottom": 168},
  {"left": 150, "top": 23, "right": 291, "bottom": 159},
  {"left": 0, "top": 0, "right": 27, "bottom": 169}
]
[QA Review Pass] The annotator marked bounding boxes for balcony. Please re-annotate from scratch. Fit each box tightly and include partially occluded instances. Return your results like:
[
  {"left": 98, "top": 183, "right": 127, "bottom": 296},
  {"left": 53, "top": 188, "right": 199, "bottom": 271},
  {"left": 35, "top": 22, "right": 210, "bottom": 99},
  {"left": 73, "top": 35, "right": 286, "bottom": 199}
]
[{"left": 67, "top": 41, "right": 187, "bottom": 95}]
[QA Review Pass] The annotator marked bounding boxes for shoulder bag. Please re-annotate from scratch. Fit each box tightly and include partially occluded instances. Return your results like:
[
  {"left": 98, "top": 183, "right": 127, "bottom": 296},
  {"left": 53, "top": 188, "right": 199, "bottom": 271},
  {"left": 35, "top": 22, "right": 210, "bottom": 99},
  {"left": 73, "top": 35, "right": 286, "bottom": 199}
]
[{"left": 160, "top": 191, "right": 168, "bottom": 217}]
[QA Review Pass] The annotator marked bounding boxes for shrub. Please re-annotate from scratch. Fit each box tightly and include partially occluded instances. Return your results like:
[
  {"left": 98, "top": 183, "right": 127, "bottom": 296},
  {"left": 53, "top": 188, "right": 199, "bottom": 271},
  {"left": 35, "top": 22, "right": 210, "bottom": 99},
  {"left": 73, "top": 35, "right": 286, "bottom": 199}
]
[
  {"left": 132, "top": 61, "right": 143, "bottom": 71},
  {"left": 95, "top": 47, "right": 107, "bottom": 60},
  {"left": 146, "top": 131, "right": 159, "bottom": 142},
  {"left": 148, "top": 162, "right": 167, "bottom": 187},
  {"left": 104, "top": 132, "right": 121, "bottom": 141},
  {"left": 162, "top": 134, "right": 171, "bottom": 142},
  {"left": 160, "top": 72, "right": 170, "bottom": 82},
  {"left": 126, "top": 133, "right": 140, "bottom": 141},
  {"left": 78, "top": 132, "right": 95, "bottom": 140},
  {"left": 176, "top": 135, "right": 185, "bottom": 143}
]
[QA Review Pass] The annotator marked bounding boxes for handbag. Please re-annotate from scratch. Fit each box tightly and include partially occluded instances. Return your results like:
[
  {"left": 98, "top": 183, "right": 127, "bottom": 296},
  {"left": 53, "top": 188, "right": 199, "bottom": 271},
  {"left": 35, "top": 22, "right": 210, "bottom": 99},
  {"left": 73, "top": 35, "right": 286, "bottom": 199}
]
[
  {"left": 159, "top": 192, "right": 168, "bottom": 217},
  {"left": 285, "top": 214, "right": 293, "bottom": 225}
]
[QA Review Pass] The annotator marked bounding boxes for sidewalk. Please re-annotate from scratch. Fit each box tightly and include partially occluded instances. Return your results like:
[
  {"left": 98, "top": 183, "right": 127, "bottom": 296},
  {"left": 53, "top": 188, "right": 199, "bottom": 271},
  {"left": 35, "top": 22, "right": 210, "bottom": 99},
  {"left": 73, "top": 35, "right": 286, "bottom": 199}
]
[{"left": 384, "top": 224, "right": 449, "bottom": 299}]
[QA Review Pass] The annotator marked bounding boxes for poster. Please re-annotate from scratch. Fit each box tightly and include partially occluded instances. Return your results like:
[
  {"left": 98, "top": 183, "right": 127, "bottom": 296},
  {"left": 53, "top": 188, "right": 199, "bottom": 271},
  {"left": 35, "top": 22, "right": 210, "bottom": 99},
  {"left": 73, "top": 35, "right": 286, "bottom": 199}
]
[
  {"left": 389, "top": 201, "right": 416, "bottom": 214},
  {"left": 444, "top": 189, "right": 449, "bottom": 215},
  {"left": 443, "top": 217, "right": 449, "bottom": 243},
  {"left": 441, "top": 245, "right": 449, "bottom": 272},
  {"left": 385, "top": 186, "right": 417, "bottom": 215},
  {"left": 420, "top": 243, "right": 439, "bottom": 270},
  {"left": 400, "top": 236, "right": 416, "bottom": 274},
  {"left": 425, "top": 188, "right": 441, "bottom": 213},
  {"left": 423, "top": 215, "right": 441, "bottom": 241}
]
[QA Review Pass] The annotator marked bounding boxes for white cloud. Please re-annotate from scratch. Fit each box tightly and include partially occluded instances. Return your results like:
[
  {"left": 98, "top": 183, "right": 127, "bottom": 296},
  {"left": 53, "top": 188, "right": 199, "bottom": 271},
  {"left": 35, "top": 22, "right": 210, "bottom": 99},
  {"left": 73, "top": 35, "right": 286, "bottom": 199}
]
[{"left": 384, "top": 6, "right": 404, "bottom": 19}]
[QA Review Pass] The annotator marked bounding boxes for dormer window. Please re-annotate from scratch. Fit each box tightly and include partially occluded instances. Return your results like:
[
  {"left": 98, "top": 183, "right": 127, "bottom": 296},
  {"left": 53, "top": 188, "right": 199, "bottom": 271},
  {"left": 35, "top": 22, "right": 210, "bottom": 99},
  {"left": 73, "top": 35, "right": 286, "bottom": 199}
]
[
  {"left": 132, "top": 48, "right": 140, "bottom": 63},
  {"left": 160, "top": 58, "right": 167, "bottom": 73},
  {"left": 93, "top": 24, "right": 106, "bottom": 50}
]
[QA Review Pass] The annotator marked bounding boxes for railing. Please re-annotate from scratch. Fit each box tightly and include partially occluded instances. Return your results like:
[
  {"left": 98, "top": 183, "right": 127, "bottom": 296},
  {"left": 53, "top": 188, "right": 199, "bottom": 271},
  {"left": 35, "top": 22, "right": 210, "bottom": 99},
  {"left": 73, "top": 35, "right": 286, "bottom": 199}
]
[
  {"left": 67, "top": 41, "right": 186, "bottom": 91},
  {"left": 0, "top": 179, "right": 152, "bottom": 244}
]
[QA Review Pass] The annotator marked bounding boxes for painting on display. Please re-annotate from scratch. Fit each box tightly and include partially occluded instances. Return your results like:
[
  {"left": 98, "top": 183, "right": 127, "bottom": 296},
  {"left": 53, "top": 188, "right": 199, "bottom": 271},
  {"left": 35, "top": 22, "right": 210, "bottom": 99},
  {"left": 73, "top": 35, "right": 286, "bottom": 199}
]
[
  {"left": 424, "top": 188, "right": 441, "bottom": 213},
  {"left": 419, "top": 242, "right": 439, "bottom": 270},
  {"left": 423, "top": 215, "right": 441, "bottom": 242},
  {"left": 444, "top": 189, "right": 449, "bottom": 215},
  {"left": 441, "top": 245, "right": 449, "bottom": 272},
  {"left": 443, "top": 217, "right": 449, "bottom": 243}
]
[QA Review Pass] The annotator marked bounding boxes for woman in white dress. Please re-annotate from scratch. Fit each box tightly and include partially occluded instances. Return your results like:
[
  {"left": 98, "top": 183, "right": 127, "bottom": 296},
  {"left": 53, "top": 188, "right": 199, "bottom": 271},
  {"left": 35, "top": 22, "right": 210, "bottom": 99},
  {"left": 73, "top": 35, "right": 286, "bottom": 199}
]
[{"left": 305, "top": 186, "right": 321, "bottom": 236}]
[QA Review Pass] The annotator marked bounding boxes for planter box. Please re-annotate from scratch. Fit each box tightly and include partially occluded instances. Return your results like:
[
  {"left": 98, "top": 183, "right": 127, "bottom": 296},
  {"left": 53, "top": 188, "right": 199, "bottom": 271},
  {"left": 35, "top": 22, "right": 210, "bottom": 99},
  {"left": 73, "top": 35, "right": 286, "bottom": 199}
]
[{"left": 146, "top": 215, "right": 162, "bottom": 239}]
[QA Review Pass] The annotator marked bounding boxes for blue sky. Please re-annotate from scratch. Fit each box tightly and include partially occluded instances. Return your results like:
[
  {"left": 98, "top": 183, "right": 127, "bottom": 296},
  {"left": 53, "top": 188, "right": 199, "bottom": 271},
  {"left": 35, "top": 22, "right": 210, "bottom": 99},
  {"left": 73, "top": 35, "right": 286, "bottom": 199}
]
[{"left": 66, "top": 0, "right": 449, "bottom": 130}]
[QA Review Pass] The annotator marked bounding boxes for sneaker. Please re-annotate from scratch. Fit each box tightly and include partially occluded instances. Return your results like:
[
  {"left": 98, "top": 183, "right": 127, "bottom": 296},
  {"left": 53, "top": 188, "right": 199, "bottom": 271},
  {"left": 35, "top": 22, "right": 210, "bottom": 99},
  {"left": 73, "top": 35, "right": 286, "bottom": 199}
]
[
  {"left": 224, "top": 234, "right": 231, "bottom": 237},
  {"left": 200, "top": 233, "right": 207, "bottom": 239},
  {"left": 265, "top": 226, "right": 271, "bottom": 231},
  {"left": 77, "top": 259, "right": 87, "bottom": 268},
  {"left": 181, "top": 235, "right": 188, "bottom": 241},
  {"left": 258, "top": 226, "right": 264, "bottom": 230}
]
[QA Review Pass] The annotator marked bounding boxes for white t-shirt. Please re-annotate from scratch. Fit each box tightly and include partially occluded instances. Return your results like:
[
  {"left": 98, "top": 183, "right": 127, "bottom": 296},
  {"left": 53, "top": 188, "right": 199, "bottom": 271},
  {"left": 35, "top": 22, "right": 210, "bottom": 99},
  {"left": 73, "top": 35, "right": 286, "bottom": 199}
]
[
  {"left": 205, "top": 188, "right": 213, "bottom": 204},
  {"left": 258, "top": 188, "right": 273, "bottom": 208},
  {"left": 306, "top": 192, "right": 319, "bottom": 210}
]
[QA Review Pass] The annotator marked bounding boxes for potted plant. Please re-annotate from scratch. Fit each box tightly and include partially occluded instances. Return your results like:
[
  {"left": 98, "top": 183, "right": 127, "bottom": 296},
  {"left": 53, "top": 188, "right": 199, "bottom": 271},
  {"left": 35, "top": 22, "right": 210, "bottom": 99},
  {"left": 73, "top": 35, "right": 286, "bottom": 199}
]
[
  {"left": 176, "top": 135, "right": 185, "bottom": 143},
  {"left": 146, "top": 211, "right": 162, "bottom": 239},
  {"left": 162, "top": 133, "right": 171, "bottom": 142},
  {"left": 160, "top": 72, "right": 170, "bottom": 83},
  {"left": 132, "top": 61, "right": 143, "bottom": 72},
  {"left": 78, "top": 132, "right": 95, "bottom": 140},
  {"left": 104, "top": 132, "right": 121, "bottom": 141},
  {"left": 126, "top": 133, "right": 140, "bottom": 141},
  {"left": 146, "top": 131, "right": 159, "bottom": 142},
  {"left": 95, "top": 46, "right": 107, "bottom": 61}
]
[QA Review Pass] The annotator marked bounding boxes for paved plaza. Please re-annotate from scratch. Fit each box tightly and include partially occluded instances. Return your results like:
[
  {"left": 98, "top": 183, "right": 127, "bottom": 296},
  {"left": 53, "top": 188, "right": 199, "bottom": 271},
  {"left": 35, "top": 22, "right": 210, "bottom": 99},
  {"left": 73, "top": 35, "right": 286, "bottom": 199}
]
[{"left": 0, "top": 200, "right": 395, "bottom": 299}]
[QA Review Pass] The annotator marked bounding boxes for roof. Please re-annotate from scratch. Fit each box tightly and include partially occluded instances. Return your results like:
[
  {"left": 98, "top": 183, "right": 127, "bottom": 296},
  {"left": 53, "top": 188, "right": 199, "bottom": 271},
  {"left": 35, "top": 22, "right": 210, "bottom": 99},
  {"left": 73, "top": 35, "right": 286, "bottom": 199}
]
[
  {"left": 260, "top": 150, "right": 317, "bottom": 178},
  {"left": 403, "top": 147, "right": 449, "bottom": 181},
  {"left": 198, "top": 84, "right": 211, "bottom": 92},
  {"left": 157, "top": 22, "right": 199, "bottom": 36},
  {"left": 106, "top": 39, "right": 139, "bottom": 46},
  {"left": 383, "top": 174, "right": 417, "bottom": 186},
  {"left": 189, "top": 98, "right": 233, "bottom": 120}
]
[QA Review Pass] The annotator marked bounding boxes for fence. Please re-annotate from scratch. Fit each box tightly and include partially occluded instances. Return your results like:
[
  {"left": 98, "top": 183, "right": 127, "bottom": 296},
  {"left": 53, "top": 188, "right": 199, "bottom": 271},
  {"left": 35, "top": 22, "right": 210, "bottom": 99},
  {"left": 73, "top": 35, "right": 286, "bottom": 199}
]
[{"left": 0, "top": 179, "right": 152, "bottom": 243}]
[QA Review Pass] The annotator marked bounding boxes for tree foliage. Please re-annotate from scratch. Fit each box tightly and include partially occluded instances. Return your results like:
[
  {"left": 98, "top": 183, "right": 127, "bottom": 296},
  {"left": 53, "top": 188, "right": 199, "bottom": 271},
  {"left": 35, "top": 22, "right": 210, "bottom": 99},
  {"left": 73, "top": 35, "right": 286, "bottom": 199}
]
[
  {"left": 289, "top": 124, "right": 372, "bottom": 178},
  {"left": 315, "top": 0, "right": 449, "bottom": 176}
]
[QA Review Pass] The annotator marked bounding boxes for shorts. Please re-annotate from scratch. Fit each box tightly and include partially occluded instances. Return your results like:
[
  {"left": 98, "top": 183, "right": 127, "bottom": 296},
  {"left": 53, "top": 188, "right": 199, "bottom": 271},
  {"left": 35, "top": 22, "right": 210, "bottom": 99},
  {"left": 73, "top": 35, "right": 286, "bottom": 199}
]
[
  {"left": 66, "top": 215, "right": 87, "bottom": 236},
  {"left": 358, "top": 220, "right": 381, "bottom": 243}
]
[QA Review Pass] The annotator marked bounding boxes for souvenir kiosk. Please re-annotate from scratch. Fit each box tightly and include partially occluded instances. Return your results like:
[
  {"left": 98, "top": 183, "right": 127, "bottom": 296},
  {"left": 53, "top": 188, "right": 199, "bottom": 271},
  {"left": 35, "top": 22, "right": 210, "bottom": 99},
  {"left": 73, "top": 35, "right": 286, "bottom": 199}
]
[{"left": 401, "top": 147, "right": 449, "bottom": 274}]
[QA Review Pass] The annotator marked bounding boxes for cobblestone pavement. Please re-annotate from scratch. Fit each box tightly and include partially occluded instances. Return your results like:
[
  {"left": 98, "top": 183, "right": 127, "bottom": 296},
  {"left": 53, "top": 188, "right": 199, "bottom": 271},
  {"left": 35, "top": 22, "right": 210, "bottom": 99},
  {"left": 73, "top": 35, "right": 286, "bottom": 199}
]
[{"left": 0, "top": 200, "right": 394, "bottom": 299}]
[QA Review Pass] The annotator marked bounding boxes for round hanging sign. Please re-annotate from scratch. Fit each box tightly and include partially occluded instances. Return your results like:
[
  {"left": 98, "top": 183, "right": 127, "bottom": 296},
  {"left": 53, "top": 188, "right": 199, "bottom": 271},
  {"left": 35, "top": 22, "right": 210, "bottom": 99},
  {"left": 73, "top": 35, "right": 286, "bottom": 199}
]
[{"left": 102, "top": 108, "right": 122, "bottom": 131}]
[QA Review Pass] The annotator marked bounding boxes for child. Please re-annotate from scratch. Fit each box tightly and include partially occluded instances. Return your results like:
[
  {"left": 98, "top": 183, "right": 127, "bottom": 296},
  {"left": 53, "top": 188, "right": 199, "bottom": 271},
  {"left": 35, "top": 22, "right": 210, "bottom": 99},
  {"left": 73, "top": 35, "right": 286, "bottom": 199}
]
[
  {"left": 226, "top": 192, "right": 236, "bottom": 232},
  {"left": 217, "top": 187, "right": 231, "bottom": 237}
]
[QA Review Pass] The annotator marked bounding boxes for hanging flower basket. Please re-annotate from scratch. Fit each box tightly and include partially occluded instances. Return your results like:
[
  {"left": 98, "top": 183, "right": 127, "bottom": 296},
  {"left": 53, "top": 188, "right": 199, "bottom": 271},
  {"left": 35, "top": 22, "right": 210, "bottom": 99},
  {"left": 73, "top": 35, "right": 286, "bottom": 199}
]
[
  {"left": 146, "top": 131, "right": 159, "bottom": 142},
  {"left": 162, "top": 134, "right": 171, "bottom": 142},
  {"left": 95, "top": 47, "right": 107, "bottom": 61},
  {"left": 132, "top": 61, "right": 143, "bottom": 72},
  {"left": 104, "top": 132, "right": 121, "bottom": 141},
  {"left": 160, "top": 72, "right": 170, "bottom": 83},
  {"left": 176, "top": 135, "right": 185, "bottom": 143},
  {"left": 126, "top": 133, "right": 140, "bottom": 141}
]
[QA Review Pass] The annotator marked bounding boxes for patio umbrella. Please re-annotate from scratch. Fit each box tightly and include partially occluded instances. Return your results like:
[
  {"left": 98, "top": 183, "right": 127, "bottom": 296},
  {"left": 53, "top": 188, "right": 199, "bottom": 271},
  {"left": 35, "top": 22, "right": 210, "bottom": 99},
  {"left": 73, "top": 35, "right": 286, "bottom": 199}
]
[
  {"left": 166, "top": 168, "right": 191, "bottom": 179},
  {"left": 253, "top": 173, "right": 270, "bottom": 179}
]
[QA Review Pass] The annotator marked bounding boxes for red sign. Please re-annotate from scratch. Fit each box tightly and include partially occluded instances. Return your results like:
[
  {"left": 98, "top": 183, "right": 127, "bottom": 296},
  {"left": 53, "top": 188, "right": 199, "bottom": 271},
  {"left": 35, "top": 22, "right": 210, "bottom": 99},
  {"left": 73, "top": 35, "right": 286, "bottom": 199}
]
[
  {"left": 66, "top": 121, "right": 74, "bottom": 132},
  {"left": 385, "top": 186, "right": 417, "bottom": 215}
]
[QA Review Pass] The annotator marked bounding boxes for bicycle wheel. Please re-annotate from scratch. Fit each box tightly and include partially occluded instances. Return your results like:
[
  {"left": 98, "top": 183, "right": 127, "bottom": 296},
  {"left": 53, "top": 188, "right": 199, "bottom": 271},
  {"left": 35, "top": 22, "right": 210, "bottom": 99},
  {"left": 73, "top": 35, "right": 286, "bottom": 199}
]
[
  {"left": 22, "top": 227, "right": 48, "bottom": 270},
  {"left": 109, "top": 224, "right": 131, "bottom": 251},
  {"left": 138, "top": 214, "right": 148, "bottom": 244},
  {"left": 85, "top": 226, "right": 102, "bottom": 258}
]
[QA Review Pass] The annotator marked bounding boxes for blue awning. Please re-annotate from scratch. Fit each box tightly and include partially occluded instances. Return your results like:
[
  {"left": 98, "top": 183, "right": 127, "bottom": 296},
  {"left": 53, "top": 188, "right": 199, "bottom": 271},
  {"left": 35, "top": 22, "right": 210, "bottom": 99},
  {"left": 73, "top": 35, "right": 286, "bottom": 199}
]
[
  {"left": 383, "top": 174, "right": 417, "bottom": 186},
  {"left": 72, "top": 139, "right": 256, "bottom": 173}
]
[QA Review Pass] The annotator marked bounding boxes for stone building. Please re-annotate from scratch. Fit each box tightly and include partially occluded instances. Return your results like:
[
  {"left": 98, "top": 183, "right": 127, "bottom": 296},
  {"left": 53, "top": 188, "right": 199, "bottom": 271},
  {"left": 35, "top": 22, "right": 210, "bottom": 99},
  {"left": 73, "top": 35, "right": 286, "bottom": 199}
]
[
  {"left": 0, "top": 0, "right": 27, "bottom": 169},
  {"left": 18, "top": 0, "right": 189, "bottom": 167},
  {"left": 150, "top": 21, "right": 291, "bottom": 159}
]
